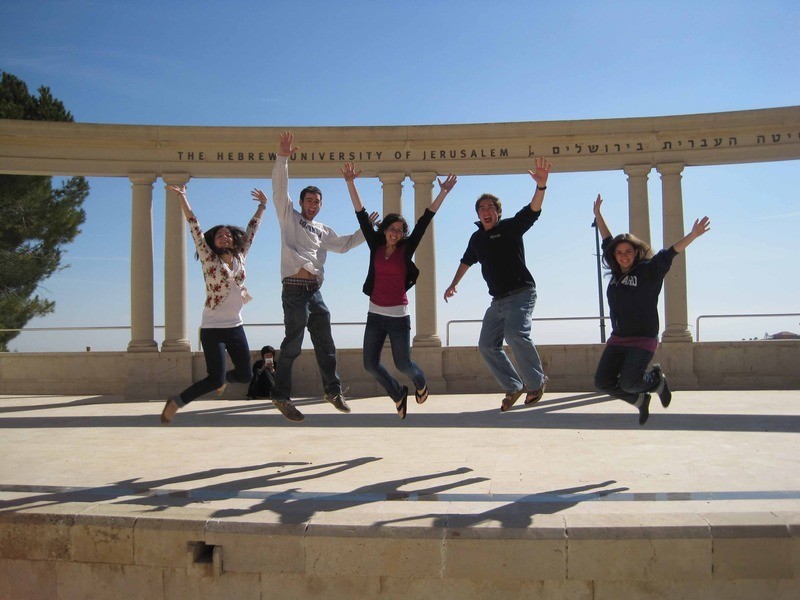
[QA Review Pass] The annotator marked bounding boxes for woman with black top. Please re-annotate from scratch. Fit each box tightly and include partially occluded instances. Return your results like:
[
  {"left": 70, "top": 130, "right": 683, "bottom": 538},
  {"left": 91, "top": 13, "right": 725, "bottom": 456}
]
[
  {"left": 341, "top": 162, "right": 457, "bottom": 419},
  {"left": 593, "top": 194, "right": 710, "bottom": 425}
]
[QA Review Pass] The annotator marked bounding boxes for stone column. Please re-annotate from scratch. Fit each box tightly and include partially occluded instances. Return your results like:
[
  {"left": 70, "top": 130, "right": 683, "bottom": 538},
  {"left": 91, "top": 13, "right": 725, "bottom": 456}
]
[
  {"left": 410, "top": 172, "right": 441, "bottom": 347},
  {"left": 127, "top": 173, "right": 158, "bottom": 352},
  {"left": 161, "top": 174, "right": 191, "bottom": 352},
  {"left": 379, "top": 172, "right": 404, "bottom": 217},
  {"left": 623, "top": 164, "right": 652, "bottom": 245},
  {"left": 657, "top": 162, "right": 693, "bottom": 342}
]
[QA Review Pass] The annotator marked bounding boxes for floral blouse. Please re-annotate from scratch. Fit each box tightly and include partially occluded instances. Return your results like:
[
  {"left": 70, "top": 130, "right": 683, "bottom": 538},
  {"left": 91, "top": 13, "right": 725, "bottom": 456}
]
[{"left": 187, "top": 215, "right": 260, "bottom": 310}]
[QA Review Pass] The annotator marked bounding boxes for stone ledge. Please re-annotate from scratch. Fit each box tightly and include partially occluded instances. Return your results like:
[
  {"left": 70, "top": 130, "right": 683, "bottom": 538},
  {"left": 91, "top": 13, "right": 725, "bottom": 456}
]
[{"left": 1, "top": 507, "right": 798, "bottom": 583}]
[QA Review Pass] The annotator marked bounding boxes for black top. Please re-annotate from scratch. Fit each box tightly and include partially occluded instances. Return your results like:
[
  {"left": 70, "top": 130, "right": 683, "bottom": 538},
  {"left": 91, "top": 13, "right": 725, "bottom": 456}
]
[
  {"left": 602, "top": 236, "right": 678, "bottom": 338},
  {"left": 460, "top": 205, "right": 541, "bottom": 298},
  {"left": 247, "top": 360, "right": 275, "bottom": 398}
]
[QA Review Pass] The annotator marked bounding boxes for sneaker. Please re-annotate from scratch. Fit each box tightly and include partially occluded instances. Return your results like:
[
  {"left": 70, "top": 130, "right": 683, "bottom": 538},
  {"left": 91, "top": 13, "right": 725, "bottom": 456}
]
[
  {"left": 637, "top": 393, "right": 651, "bottom": 426},
  {"left": 272, "top": 399, "right": 305, "bottom": 422},
  {"left": 325, "top": 391, "right": 351, "bottom": 414},
  {"left": 652, "top": 364, "right": 672, "bottom": 408}
]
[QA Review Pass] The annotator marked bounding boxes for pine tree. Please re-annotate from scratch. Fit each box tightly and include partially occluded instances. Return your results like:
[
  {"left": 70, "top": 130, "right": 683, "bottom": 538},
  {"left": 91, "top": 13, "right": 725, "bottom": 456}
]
[{"left": 0, "top": 72, "right": 89, "bottom": 351}]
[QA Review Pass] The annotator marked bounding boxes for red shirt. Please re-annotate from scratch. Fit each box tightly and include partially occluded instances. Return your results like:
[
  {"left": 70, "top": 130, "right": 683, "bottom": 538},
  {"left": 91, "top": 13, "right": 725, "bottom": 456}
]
[
  {"left": 370, "top": 246, "right": 408, "bottom": 307},
  {"left": 607, "top": 334, "right": 658, "bottom": 353}
]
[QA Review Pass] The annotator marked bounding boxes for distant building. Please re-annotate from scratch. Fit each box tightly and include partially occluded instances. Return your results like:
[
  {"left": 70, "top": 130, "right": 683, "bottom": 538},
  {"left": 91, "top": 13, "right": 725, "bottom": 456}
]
[{"left": 769, "top": 331, "right": 800, "bottom": 340}]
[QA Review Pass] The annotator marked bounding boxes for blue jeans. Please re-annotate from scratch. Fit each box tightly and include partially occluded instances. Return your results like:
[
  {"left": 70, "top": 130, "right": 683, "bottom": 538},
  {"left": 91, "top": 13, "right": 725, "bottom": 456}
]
[
  {"left": 177, "top": 325, "right": 251, "bottom": 406},
  {"left": 478, "top": 287, "right": 545, "bottom": 393},
  {"left": 594, "top": 344, "right": 658, "bottom": 404},
  {"left": 272, "top": 287, "right": 341, "bottom": 400},
  {"left": 363, "top": 312, "right": 425, "bottom": 402}
]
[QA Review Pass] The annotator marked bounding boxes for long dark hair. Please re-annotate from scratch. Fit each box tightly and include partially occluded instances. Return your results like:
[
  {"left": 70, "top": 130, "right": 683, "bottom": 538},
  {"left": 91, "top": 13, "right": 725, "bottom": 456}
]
[
  {"left": 602, "top": 233, "right": 653, "bottom": 279},
  {"left": 196, "top": 224, "right": 247, "bottom": 260}
]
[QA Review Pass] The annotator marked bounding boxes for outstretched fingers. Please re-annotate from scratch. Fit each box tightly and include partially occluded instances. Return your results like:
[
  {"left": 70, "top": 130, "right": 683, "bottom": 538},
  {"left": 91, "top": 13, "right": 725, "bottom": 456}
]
[
  {"left": 251, "top": 189, "right": 268, "bottom": 204},
  {"left": 340, "top": 161, "right": 361, "bottom": 181},
  {"left": 593, "top": 194, "right": 603, "bottom": 216},
  {"left": 693, "top": 216, "right": 711, "bottom": 237},
  {"left": 528, "top": 156, "right": 552, "bottom": 186},
  {"left": 279, "top": 131, "right": 299, "bottom": 155},
  {"left": 437, "top": 173, "right": 458, "bottom": 191}
]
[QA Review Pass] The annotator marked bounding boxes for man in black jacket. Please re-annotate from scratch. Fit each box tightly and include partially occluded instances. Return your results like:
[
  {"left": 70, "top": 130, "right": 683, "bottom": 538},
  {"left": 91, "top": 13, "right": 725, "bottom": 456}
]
[{"left": 444, "top": 157, "right": 552, "bottom": 412}]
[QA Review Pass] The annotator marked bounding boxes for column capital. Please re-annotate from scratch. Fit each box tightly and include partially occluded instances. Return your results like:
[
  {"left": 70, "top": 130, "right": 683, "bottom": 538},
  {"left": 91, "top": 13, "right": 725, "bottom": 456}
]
[
  {"left": 129, "top": 172, "right": 157, "bottom": 185},
  {"left": 656, "top": 162, "right": 685, "bottom": 177},
  {"left": 623, "top": 163, "right": 652, "bottom": 178},
  {"left": 162, "top": 172, "right": 191, "bottom": 186},
  {"left": 410, "top": 171, "right": 437, "bottom": 186},
  {"left": 378, "top": 172, "right": 406, "bottom": 185}
]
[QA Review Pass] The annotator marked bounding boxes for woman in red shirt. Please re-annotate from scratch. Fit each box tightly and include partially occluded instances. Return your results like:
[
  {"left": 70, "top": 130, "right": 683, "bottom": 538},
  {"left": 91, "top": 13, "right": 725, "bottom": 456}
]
[{"left": 342, "top": 162, "right": 456, "bottom": 419}]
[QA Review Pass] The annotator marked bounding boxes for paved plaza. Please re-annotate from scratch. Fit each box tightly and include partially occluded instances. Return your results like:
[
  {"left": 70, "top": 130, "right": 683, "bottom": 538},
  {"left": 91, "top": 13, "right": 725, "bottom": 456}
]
[{"left": 2, "top": 389, "right": 799, "bottom": 524}]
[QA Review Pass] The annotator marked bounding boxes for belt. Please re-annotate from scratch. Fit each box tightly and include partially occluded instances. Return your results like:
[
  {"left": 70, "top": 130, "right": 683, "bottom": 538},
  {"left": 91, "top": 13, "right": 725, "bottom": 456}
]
[
  {"left": 282, "top": 277, "right": 320, "bottom": 290},
  {"left": 493, "top": 285, "right": 533, "bottom": 300}
]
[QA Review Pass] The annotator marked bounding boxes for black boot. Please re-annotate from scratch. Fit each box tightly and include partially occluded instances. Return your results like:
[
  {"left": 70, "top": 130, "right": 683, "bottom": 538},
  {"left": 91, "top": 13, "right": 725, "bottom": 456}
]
[
  {"left": 652, "top": 364, "right": 672, "bottom": 408},
  {"left": 637, "top": 393, "right": 651, "bottom": 426}
]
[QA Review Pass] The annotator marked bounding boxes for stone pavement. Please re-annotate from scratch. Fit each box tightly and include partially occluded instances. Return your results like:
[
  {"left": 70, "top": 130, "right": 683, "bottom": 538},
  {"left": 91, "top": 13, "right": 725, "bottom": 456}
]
[
  {"left": 1, "top": 389, "right": 799, "bottom": 522},
  {"left": 2, "top": 390, "right": 800, "bottom": 599}
]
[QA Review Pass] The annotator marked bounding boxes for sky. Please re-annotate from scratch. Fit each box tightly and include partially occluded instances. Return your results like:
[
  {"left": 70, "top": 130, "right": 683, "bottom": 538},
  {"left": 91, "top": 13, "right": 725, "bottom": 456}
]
[{"left": 2, "top": 0, "right": 799, "bottom": 353}]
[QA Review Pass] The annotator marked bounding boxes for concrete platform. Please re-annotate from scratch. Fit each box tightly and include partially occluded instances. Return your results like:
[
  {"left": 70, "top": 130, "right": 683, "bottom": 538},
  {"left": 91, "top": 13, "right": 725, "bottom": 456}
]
[{"left": 1, "top": 390, "right": 799, "bottom": 599}]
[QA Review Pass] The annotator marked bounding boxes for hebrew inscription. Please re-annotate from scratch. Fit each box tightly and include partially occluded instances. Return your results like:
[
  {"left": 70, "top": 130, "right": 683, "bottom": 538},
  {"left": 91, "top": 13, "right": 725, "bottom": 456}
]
[{"left": 173, "top": 130, "right": 794, "bottom": 163}]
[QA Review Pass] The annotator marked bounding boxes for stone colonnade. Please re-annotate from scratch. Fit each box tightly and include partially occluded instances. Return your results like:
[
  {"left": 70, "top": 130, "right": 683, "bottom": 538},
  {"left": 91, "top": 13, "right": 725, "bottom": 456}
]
[
  {"left": 2, "top": 107, "right": 798, "bottom": 358},
  {"left": 127, "top": 163, "right": 690, "bottom": 353},
  {"left": 127, "top": 169, "right": 450, "bottom": 352}
]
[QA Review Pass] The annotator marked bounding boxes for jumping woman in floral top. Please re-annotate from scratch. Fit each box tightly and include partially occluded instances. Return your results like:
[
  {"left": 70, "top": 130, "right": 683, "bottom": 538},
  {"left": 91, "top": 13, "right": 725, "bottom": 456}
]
[{"left": 160, "top": 184, "right": 267, "bottom": 424}]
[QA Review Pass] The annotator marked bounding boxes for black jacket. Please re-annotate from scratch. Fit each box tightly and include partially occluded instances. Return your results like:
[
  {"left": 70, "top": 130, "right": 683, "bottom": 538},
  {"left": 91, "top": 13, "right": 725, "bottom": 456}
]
[
  {"left": 356, "top": 207, "right": 435, "bottom": 296},
  {"left": 603, "top": 236, "right": 678, "bottom": 338},
  {"left": 460, "top": 205, "right": 540, "bottom": 298},
  {"left": 247, "top": 360, "right": 275, "bottom": 398}
]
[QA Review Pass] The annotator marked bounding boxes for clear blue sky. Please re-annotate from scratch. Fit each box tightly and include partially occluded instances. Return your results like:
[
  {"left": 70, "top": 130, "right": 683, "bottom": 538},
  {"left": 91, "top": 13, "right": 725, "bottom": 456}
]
[{"left": 2, "top": 0, "right": 799, "bottom": 352}]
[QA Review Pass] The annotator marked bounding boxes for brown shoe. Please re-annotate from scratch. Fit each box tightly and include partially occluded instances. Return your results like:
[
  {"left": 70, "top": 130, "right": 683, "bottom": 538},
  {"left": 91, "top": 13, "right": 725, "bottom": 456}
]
[
  {"left": 500, "top": 390, "right": 523, "bottom": 412},
  {"left": 272, "top": 399, "right": 305, "bottom": 422},
  {"left": 324, "top": 391, "right": 351, "bottom": 414},
  {"left": 160, "top": 396, "right": 179, "bottom": 425},
  {"left": 524, "top": 376, "right": 548, "bottom": 405}
]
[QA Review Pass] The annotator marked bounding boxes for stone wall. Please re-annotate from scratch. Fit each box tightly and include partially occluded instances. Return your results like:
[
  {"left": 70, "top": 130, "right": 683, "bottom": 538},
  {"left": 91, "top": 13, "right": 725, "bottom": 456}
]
[
  {"left": 0, "top": 341, "right": 798, "bottom": 400},
  {"left": 0, "top": 508, "right": 798, "bottom": 599}
]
